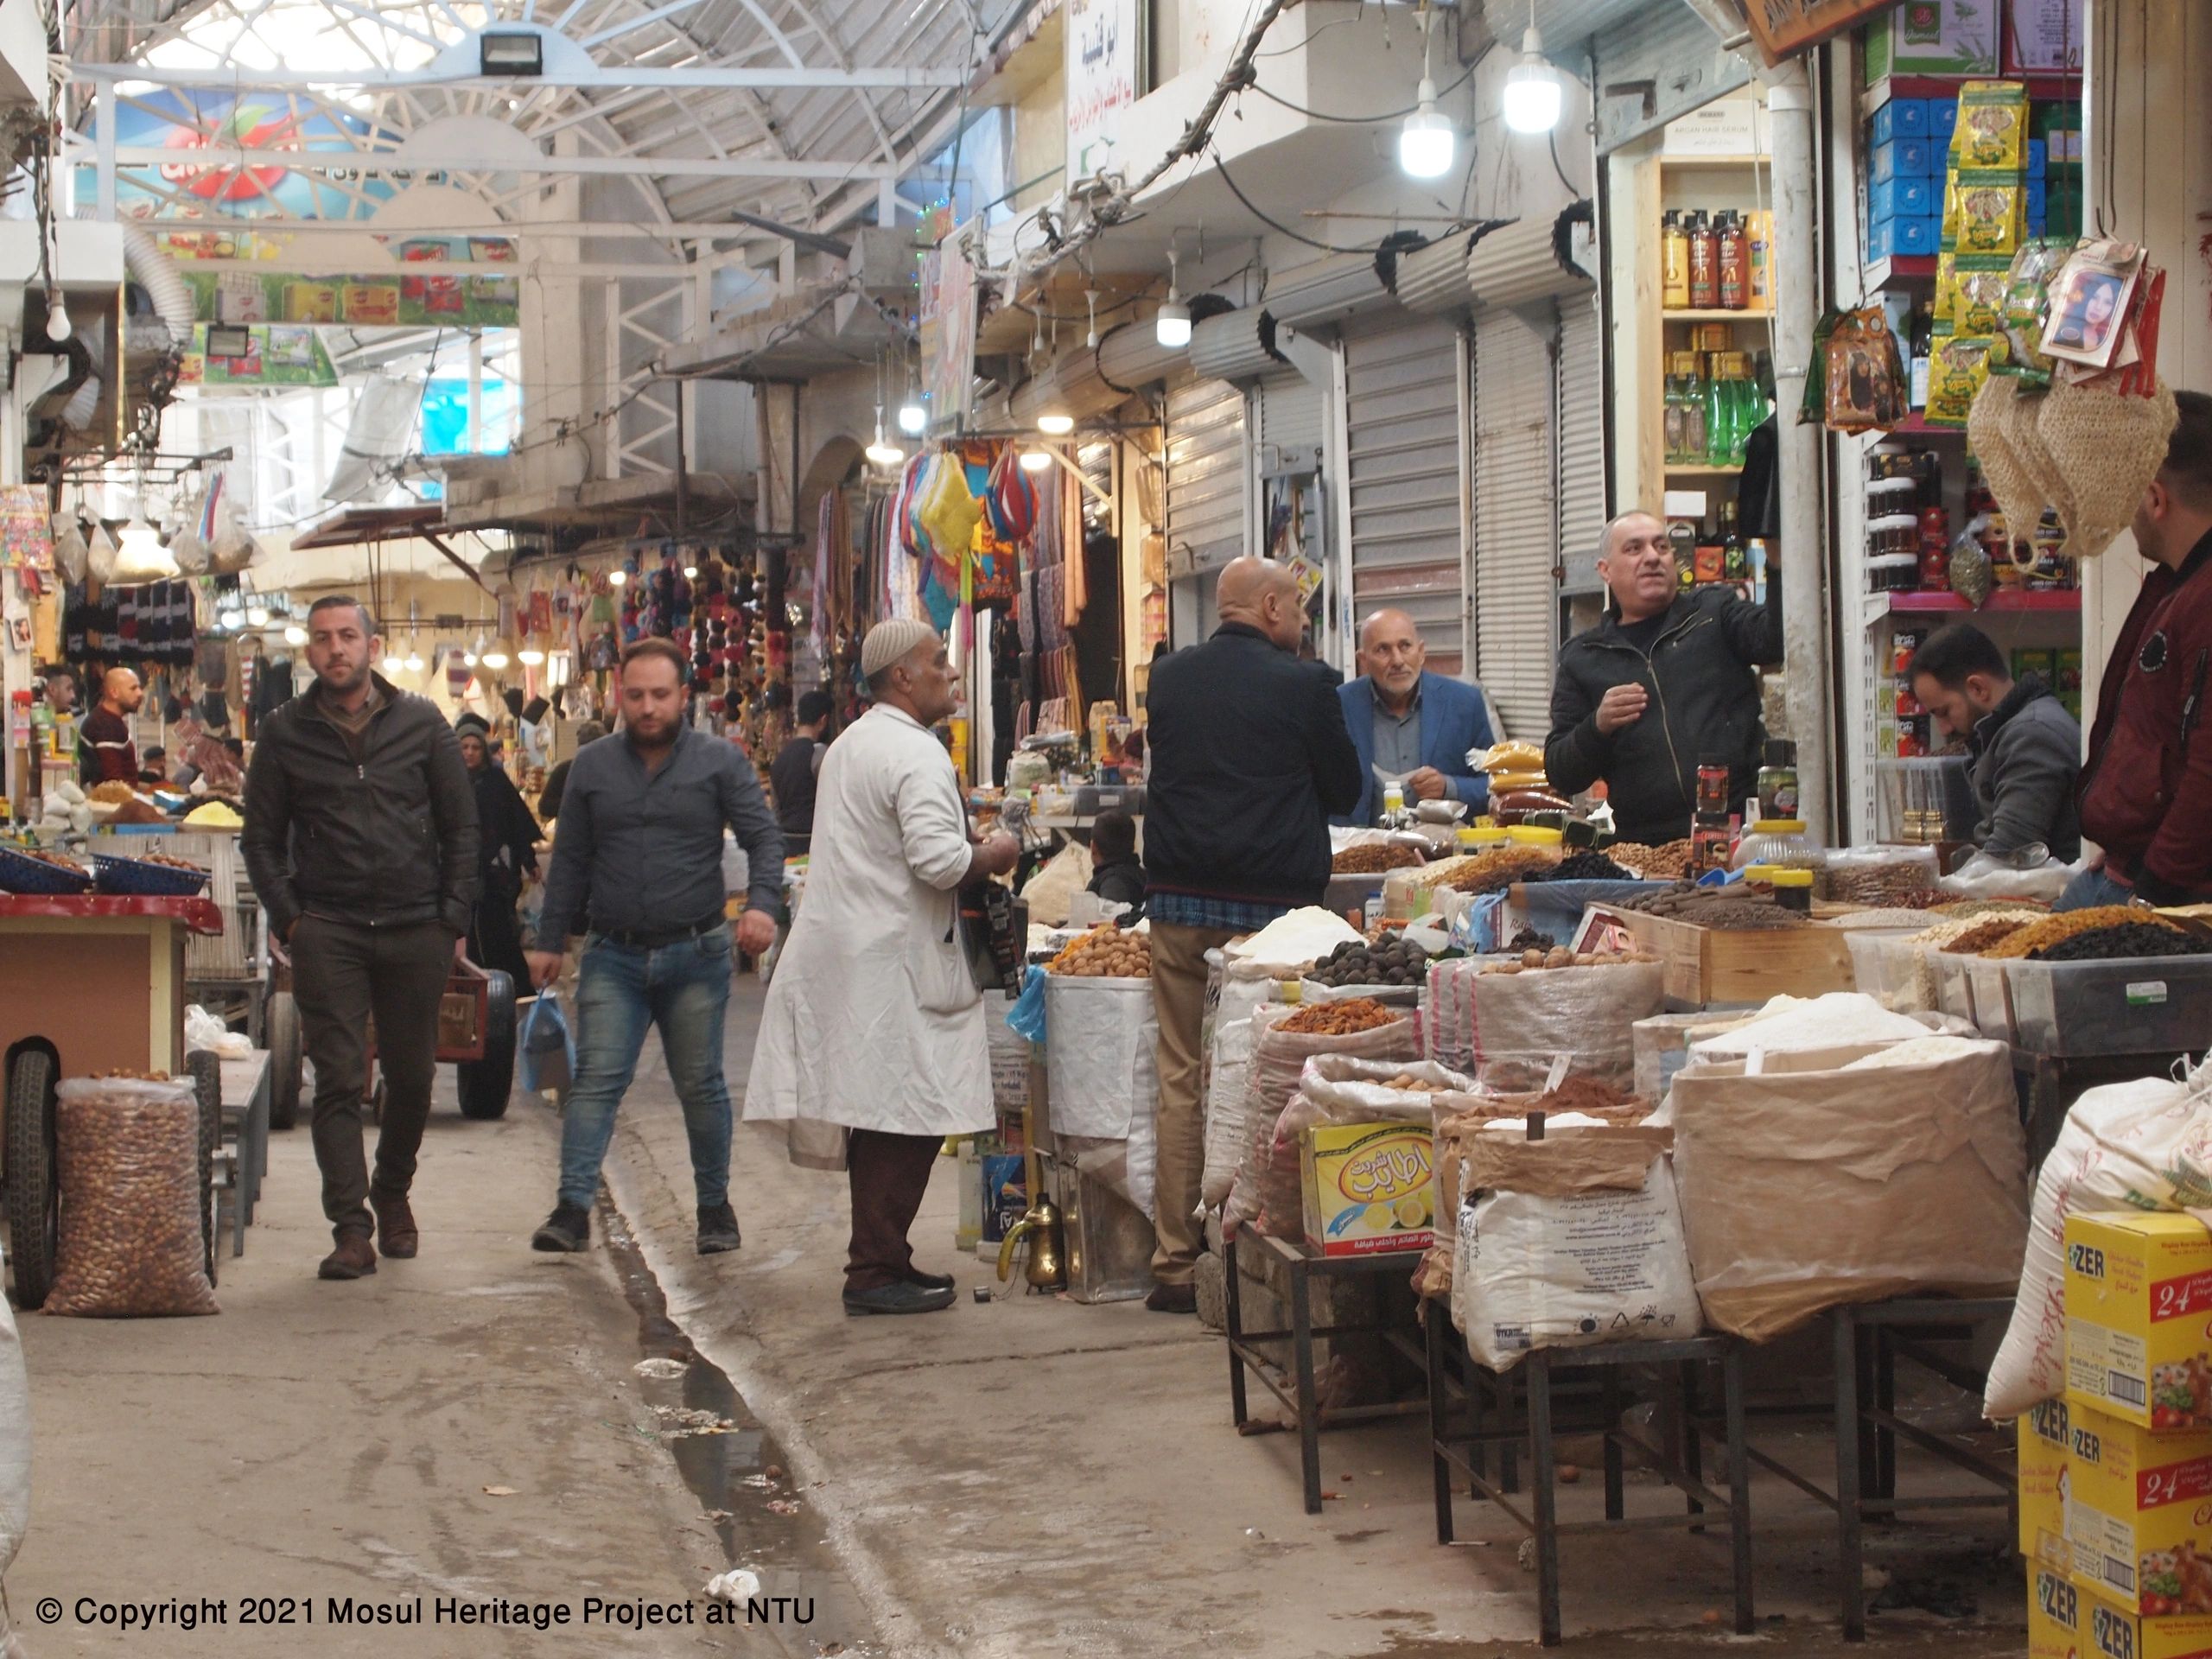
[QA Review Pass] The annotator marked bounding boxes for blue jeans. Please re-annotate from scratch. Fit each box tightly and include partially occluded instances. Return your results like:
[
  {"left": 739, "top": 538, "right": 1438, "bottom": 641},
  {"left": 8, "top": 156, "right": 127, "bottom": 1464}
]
[
  {"left": 2056, "top": 866, "right": 2135, "bottom": 912},
  {"left": 557, "top": 930, "right": 734, "bottom": 1211}
]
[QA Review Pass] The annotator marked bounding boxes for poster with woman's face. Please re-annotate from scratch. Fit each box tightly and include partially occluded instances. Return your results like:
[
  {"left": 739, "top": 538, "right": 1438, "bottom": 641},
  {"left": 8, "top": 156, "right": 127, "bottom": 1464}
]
[{"left": 2042, "top": 244, "right": 2144, "bottom": 370}]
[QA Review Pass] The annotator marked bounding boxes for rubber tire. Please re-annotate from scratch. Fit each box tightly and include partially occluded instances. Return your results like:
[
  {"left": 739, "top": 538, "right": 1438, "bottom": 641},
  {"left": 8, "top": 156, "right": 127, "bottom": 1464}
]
[
  {"left": 455, "top": 970, "right": 517, "bottom": 1122},
  {"left": 188, "top": 1049, "right": 222, "bottom": 1287},
  {"left": 5, "top": 1049, "right": 59, "bottom": 1310},
  {"left": 266, "top": 991, "right": 302, "bottom": 1131}
]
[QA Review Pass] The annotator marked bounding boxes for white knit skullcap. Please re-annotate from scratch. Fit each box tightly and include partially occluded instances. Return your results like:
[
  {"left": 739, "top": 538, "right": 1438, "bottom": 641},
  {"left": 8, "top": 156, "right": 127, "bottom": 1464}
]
[{"left": 861, "top": 618, "right": 940, "bottom": 680}]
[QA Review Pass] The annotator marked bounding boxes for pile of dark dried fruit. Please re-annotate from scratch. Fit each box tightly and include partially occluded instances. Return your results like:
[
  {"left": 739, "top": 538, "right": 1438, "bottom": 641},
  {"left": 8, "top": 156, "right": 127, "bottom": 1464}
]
[{"left": 1309, "top": 934, "right": 1432, "bottom": 988}]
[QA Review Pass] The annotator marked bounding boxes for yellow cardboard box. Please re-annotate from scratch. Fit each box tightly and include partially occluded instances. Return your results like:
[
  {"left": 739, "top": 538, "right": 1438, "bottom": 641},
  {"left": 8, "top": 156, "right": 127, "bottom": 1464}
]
[
  {"left": 2031, "top": 1559, "right": 2212, "bottom": 1659},
  {"left": 2066, "top": 1212, "right": 2212, "bottom": 1431},
  {"left": 2066, "top": 1400, "right": 2212, "bottom": 1616},
  {"left": 1300, "top": 1121, "right": 1433, "bottom": 1258},
  {"left": 2022, "top": 1397, "right": 2073, "bottom": 1573}
]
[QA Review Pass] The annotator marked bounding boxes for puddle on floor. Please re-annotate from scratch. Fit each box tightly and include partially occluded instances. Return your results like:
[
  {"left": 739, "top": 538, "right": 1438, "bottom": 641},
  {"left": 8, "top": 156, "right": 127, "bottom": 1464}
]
[{"left": 600, "top": 1198, "right": 884, "bottom": 1658}]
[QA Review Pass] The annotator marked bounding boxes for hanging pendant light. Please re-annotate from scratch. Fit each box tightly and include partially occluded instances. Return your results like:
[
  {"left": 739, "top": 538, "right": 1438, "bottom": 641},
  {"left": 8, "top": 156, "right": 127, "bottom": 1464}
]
[
  {"left": 865, "top": 402, "right": 905, "bottom": 467},
  {"left": 1037, "top": 412, "right": 1075, "bottom": 436},
  {"left": 1155, "top": 250, "right": 1192, "bottom": 349},
  {"left": 1502, "top": 0, "right": 1562, "bottom": 136},
  {"left": 1398, "top": 9, "right": 1456, "bottom": 180},
  {"left": 1019, "top": 449, "right": 1053, "bottom": 473}
]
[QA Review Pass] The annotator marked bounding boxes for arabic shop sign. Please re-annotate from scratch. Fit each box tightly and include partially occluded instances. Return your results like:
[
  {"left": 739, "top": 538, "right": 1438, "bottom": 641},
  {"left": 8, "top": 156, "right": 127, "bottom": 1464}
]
[{"left": 1065, "top": 0, "right": 1140, "bottom": 187}]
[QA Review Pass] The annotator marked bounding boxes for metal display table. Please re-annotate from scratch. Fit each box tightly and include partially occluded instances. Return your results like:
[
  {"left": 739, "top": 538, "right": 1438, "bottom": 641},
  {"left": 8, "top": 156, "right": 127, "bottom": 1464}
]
[
  {"left": 1730, "top": 1296, "right": 2018, "bottom": 1643},
  {"left": 1222, "top": 1230, "right": 1427, "bottom": 1515},
  {"left": 1423, "top": 1309, "right": 1754, "bottom": 1648}
]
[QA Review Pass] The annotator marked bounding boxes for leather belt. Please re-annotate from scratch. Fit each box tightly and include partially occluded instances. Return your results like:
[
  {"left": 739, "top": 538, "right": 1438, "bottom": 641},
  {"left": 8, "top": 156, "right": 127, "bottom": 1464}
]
[{"left": 591, "top": 914, "right": 724, "bottom": 950}]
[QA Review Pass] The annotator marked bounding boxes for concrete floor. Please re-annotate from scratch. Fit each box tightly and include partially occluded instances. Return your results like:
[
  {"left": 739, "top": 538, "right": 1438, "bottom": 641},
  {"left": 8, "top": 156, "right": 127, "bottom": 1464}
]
[
  {"left": 7, "top": 1078, "right": 785, "bottom": 1658},
  {"left": 2, "top": 974, "right": 2036, "bottom": 1658},
  {"left": 604, "top": 980, "right": 2032, "bottom": 1659}
]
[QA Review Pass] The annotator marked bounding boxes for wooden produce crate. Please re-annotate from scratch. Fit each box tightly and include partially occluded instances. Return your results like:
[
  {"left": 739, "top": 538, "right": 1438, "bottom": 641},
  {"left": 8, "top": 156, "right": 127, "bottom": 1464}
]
[{"left": 1590, "top": 905, "right": 1856, "bottom": 1008}]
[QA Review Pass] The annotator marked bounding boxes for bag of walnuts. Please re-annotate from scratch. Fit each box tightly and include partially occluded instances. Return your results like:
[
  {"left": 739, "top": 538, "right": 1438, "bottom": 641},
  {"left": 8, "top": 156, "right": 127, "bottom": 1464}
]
[{"left": 46, "top": 1076, "right": 218, "bottom": 1317}]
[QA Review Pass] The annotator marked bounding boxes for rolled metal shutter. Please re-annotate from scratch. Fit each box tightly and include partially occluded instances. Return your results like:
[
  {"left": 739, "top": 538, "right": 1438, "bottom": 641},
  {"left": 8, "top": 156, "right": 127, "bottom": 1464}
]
[
  {"left": 1254, "top": 368, "right": 1325, "bottom": 472},
  {"left": 1555, "top": 289, "right": 1607, "bottom": 595},
  {"left": 1470, "top": 306, "right": 1560, "bottom": 741},
  {"left": 1341, "top": 314, "right": 1466, "bottom": 675},
  {"left": 1163, "top": 377, "right": 1246, "bottom": 582}
]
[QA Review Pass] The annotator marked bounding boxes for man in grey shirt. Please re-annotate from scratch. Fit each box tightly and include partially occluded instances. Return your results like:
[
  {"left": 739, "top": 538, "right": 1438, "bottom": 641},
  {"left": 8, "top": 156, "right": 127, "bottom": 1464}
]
[{"left": 524, "top": 638, "right": 785, "bottom": 1255}]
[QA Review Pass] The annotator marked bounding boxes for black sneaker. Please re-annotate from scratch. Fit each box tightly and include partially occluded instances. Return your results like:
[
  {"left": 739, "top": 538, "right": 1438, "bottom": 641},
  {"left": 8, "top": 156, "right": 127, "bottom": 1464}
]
[
  {"left": 843, "top": 1281, "right": 958, "bottom": 1317},
  {"left": 696, "top": 1203, "right": 741, "bottom": 1255},
  {"left": 1146, "top": 1282, "right": 1198, "bottom": 1314},
  {"left": 902, "top": 1265, "right": 956, "bottom": 1291},
  {"left": 531, "top": 1202, "right": 591, "bottom": 1253}
]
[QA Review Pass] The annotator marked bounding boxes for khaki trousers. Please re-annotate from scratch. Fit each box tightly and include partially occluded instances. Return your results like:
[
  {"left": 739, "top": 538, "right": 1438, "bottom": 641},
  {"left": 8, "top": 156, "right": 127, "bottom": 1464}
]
[{"left": 1147, "top": 920, "right": 1239, "bottom": 1286}]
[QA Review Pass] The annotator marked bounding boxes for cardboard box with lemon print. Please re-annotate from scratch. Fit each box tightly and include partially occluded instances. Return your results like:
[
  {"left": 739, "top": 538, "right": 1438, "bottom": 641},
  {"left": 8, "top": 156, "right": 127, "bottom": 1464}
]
[{"left": 1300, "top": 1122, "right": 1433, "bottom": 1257}]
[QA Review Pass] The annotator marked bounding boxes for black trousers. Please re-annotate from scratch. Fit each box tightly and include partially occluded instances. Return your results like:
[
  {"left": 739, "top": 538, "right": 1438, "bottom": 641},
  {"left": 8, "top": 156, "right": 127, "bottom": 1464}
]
[
  {"left": 290, "top": 917, "right": 453, "bottom": 1235},
  {"left": 844, "top": 1129, "right": 943, "bottom": 1292}
]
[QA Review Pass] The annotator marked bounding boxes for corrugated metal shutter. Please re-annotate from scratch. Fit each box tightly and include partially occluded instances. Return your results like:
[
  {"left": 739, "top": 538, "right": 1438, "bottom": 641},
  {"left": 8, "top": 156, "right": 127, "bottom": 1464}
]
[
  {"left": 1471, "top": 307, "right": 1560, "bottom": 741},
  {"left": 1342, "top": 315, "right": 1466, "bottom": 675},
  {"left": 1254, "top": 369, "right": 1325, "bottom": 471},
  {"left": 1556, "top": 291, "right": 1607, "bottom": 594},
  {"left": 1163, "top": 377, "right": 1246, "bottom": 582}
]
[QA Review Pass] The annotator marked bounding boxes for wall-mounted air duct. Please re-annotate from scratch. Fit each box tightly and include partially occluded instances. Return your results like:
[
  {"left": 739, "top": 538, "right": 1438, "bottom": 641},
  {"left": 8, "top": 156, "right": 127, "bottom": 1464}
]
[{"left": 122, "top": 226, "right": 194, "bottom": 349}]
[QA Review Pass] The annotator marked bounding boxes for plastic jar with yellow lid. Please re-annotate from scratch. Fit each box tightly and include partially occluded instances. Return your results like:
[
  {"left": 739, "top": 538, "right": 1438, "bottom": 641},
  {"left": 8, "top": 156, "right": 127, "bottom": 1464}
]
[{"left": 1507, "top": 825, "right": 1565, "bottom": 848}]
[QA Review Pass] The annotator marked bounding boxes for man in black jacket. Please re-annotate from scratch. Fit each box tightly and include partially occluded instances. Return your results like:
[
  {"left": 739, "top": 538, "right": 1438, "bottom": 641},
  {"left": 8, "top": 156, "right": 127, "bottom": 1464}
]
[
  {"left": 1544, "top": 512, "right": 1783, "bottom": 845},
  {"left": 243, "top": 596, "right": 480, "bottom": 1281},
  {"left": 1141, "top": 557, "right": 1363, "bottom": 1312}
]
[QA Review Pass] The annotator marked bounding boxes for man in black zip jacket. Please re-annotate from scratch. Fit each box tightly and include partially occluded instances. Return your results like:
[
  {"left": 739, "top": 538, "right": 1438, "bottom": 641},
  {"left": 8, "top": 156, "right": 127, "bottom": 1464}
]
[
  {"left": 243, "top": 596, "right": 479, "bottom": 1281},
  {"left": 1544, "top": 511, "right": 1784, "bottom": 846}
]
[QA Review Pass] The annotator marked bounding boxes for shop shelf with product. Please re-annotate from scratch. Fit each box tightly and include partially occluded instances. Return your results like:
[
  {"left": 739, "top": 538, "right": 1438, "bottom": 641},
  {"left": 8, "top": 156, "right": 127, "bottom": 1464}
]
[{"left": 1885, "top": 588, "right": 2082, "bottom": 615}]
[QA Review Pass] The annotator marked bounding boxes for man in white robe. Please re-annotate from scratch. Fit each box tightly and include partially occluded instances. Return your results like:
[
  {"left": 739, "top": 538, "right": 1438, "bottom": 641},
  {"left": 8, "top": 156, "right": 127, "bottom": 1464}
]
[{"left": 745, "top": 620, "right": 1020, "bottom": 1315}]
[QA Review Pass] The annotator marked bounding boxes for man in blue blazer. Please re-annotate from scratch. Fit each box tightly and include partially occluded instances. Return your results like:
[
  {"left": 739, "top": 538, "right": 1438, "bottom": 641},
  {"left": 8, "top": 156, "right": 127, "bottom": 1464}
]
[{"left": 1335, "top": 608, "right": 1496, "bottom": 824}]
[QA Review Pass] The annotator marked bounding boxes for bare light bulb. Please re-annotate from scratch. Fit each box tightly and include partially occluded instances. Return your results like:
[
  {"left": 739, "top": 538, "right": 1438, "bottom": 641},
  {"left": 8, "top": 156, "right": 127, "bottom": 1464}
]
[
  {"left": 607, "top": 568, "right": 628, "bottom": 587},
  {"left": 1400, "top": 81, "right": 1457, "bottom": 179},
  {"left": 45, "top": 297, "right": 71, "bottom": 342},
  {"left": 1502, "top": 27, "right": 1562, "bottom": 135},
  {"left": 897, "top": 397, "right": 926, "bottom": 435}
]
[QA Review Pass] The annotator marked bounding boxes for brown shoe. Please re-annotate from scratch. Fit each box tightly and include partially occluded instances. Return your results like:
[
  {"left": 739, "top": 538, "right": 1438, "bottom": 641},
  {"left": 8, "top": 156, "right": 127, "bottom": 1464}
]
[
  {"left": 1146, "top": 1282, "right": 1197, "bottom": 1314},
  {"left": 371, "top": 1192, "right": 418, "bottom": 1259},
  {"left": 319, "top": 1229, "right": 378, "bottom": 1280}
]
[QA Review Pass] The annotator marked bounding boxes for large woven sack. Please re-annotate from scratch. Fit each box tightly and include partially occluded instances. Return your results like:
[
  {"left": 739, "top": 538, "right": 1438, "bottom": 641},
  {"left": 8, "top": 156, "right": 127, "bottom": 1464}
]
[
  {"left": 2039, "top": 378, "right": 2178, "bottom": 557},
  {"left": 47, "top": 1077, "right": 219, "bottom": 1317},
  {"left": 1224, "top": 1004, "right": 1418, "bottom": 1234},
  {"left": 1452, "top": 1132, "right": 1698, "bottom": 1370},
  {"left": 1248, "top": 1057, "right": 1474, "bottom": 1241},
  {"left": 1984, "top": 1071, "right": 2208, "bottom": 1419},
  {"left": 1670, "top": 1039, "right": 2028, "bottom": 1342},
  {"left": 1043, "top": 976, "right": 1154, "bottom": 1140},
  {"left": 1468, "top": 961, "right": 1665, "bottom": 1094}
]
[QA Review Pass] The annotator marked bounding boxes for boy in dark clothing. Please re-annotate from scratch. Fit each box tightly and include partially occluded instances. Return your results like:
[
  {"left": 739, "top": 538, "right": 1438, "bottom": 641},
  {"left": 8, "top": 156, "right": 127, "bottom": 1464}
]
[{"left": 1085, "top": 810, "right": 1146, "bottom": 908}]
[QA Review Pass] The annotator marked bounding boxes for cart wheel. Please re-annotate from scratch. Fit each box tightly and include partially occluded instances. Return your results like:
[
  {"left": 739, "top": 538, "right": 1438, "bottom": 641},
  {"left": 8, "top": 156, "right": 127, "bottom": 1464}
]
[
  {"left": 187, "top": 1049, "right": 221, "bottom": 1287},
  {"left": 5, "top": 1049, "right": 60, "bottom": 1310},
  {"left": 455, "top": 969, "right": 518, "bottom": 1122},
  {"left": 267, "top": 991, "right": 302, "bottom": 1131}
]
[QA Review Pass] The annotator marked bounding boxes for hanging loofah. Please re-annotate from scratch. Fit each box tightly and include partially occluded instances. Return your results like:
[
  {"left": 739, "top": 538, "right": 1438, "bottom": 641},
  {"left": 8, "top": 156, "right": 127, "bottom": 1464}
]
[
  {"left": 1967, "top": 376, "right": 2048, "bottom": 546},
  {"left": 1997, "top": 369, "right": 2079, "bottom": 550},
  {"left": 2039, "top": 378, "right": 2179, "bottom": 557}
]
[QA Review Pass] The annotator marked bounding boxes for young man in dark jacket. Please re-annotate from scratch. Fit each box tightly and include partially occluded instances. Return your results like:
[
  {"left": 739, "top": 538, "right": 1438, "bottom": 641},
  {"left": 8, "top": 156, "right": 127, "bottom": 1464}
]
[
  {"left": 2065, "top": 390, "right": 2212, "bottom": 910},
  {"left": 1908, "top": 623, "right": 2081, "bottom": 860},
  {"left": 1141, "top": 557, "right": 1362, "bottom": 1313},
  {"left": 1543, "top": 512, "right": 1783, "bottom": 843},
  {"left": 242, "top": 597, "right": 480, "bottom": 1281}
]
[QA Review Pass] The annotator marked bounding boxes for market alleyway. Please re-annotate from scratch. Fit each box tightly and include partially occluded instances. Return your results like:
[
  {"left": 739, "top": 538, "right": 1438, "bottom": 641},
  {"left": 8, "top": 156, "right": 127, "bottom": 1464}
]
[{"left": 14, "top": 981, "right": 2032, "bottom": 1659}]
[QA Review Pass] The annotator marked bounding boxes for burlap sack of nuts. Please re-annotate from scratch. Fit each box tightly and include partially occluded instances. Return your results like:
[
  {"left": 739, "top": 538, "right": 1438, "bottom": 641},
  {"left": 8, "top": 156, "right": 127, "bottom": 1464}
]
[{"left": 46, "top": 1077, "right": 218, "bottom": 1318}]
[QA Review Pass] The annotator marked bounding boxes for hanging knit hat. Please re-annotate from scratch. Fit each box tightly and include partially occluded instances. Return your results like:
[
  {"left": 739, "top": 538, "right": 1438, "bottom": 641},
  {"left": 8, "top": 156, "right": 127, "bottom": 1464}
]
[{"left": 860, "top": 617, "right": 939, "bottom": 680}]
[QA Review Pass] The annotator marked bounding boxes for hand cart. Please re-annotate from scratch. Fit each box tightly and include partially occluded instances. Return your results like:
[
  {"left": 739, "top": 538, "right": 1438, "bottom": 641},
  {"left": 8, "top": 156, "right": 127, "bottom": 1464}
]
[
  {"left": 92, "top": 826, "right": 303, "bottom": 1131},
  {"left": 0, "top": 893, "right": 228, "bottom": 1307},
  {"left": 365, "top": 958, "right": 518, "bottom": 1123}
]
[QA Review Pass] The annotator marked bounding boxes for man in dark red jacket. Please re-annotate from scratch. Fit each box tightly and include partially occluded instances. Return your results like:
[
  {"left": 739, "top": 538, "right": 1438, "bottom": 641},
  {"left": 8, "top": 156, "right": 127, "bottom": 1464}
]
[{"left": 2065, "top": 391, "right": 2212, "bottom": 910}]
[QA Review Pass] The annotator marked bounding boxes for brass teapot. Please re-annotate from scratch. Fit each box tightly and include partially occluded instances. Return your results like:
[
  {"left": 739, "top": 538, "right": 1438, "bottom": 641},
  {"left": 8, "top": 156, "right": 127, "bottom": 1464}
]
[{"left": 995, "top": 1193, "right": 1065, "bottom": 1292}]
